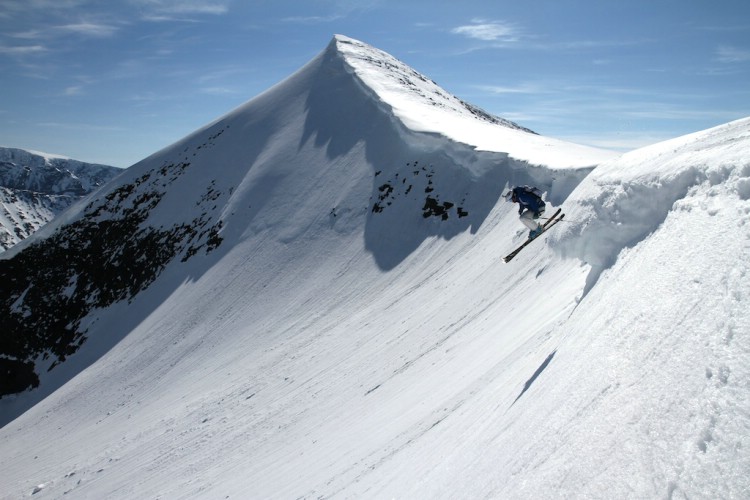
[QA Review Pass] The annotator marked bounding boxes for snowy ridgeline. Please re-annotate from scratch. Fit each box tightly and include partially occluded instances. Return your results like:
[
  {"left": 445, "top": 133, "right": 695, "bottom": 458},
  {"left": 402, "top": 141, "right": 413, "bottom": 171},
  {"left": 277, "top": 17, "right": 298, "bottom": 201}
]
[
  {"left": 552, "top": 118, "right": 750, "bottom": 287},
  {"left": 528, "top": 117, "right": 750, "bottom": 499},
  {"left": 0, "top": 34, "right": 748, "bottom": 500},
  {"left": 0, "top": 147, "right": 121, "bottom": 251},
  {"left": 334, "top": 34, "right": 616, "bottom": 169},
  {"left": 0, "top": 32, "right": 610, "bottom": 405}
]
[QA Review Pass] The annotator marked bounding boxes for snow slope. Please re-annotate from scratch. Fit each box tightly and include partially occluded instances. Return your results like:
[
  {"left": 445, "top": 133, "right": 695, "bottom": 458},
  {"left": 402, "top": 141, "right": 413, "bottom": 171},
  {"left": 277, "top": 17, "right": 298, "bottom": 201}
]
[
  {"left": 0, "top": 147, "right": 121, "bottom": 251},
  {"left": 1, "top": 35, "right": 748, "bottom": 499},
  {"left": 335, "top": 35, "right": 615, "bottom": 169}
]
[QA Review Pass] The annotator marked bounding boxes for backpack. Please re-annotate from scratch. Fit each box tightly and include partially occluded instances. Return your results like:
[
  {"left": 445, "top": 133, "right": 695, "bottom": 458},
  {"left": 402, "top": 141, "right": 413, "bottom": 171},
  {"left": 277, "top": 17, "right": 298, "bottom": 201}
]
[{"left": 520, "top": 185, "right": 544, "bottom": 199}]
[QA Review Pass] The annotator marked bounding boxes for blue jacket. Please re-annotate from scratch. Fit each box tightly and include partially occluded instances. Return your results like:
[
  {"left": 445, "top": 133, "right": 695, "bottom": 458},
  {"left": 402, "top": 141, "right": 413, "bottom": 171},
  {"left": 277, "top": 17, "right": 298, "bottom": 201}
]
[{"left": 512, "top": 187, "right": 545, "bottom": 215}]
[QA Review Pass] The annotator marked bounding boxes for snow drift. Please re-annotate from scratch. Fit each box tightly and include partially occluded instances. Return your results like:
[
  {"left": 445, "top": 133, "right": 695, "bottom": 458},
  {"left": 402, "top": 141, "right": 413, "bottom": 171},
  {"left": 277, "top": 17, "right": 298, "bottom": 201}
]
[
  {"left": 0, "top": 35, "right": 748, "bottom": 499},
  {"left": 554, "top": 117, "right": 750, "bottom": 293}
]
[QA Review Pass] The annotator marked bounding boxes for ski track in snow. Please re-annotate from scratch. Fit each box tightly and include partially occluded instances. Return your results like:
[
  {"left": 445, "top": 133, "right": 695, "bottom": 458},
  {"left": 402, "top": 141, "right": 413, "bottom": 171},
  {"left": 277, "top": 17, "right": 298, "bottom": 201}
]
[{"left": 1, "top": 35, "right": 749, "bottom": 499}]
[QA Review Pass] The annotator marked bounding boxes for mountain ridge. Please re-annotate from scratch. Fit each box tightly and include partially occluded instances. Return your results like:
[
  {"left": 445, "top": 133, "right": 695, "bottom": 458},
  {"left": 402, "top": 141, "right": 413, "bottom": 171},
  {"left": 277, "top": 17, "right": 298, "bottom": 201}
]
[
  {"left": 2, "top": 35, "right": 747, "bottom": 499},
  {"left": 331, "top": 34, "right": 536, "bottom": 134},
  {"left": 0, "top": 147, "right": 121, "bottom": 251},
  {"left": 0, "top": 33, "right": 606, "bottom": 419},
  {"left": 330, "top": 34, "right": 615, "bottom": 168}
]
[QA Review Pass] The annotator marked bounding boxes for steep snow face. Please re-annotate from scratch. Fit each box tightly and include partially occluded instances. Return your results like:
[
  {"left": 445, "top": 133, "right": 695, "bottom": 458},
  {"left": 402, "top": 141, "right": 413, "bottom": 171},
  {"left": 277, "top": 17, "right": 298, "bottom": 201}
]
[
  {"left": 0, "top": 147, "right": 121, "bottom": 251},
  {"left": 333, "top": 34, "right": 617, "bottom": 168},
  {"left": 333, "top": 35, "right": 535, "bottom": 134},
  {"left": 4, "top": 37, "right": 746, "bottom": 500},
  {"left": 498, "top": 116, "right": 750, "bottom": 499},
  {"left": 552, "top": 117, "right": 750, "bottom": 292},
  {"left": 0, "top": 34, "right": 608, "bottom": 407}
]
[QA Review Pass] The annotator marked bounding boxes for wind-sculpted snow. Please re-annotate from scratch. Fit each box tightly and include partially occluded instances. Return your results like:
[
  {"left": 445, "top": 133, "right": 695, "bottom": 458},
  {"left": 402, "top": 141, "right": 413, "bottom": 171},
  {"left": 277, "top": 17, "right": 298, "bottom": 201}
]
[
  {"left": 334, "top": 35, "right": 534, "bottom": 134},
  {"left": 0, "top": 32, "right": 602, "bottom": 418},
  {"left": 551, "top": 117, "right": 750, "bottom": 293},
  {"left": 8, "top": 36, "right": 747, "bottom": 500},
  {"left": 333, "top": 35, "right": 616, "bottom": 168},
  {"left": 293, "top": 33, "right": 595, "bottom": 270}
]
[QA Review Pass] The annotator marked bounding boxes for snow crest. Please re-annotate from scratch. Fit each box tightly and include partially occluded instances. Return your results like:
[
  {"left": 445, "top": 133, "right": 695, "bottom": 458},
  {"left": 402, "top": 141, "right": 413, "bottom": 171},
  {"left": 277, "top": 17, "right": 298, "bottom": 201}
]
[
  {"left": 332, "top": 35, "right": 617, "bottom": 168},
  {"left": 332, "top": 35, "right": 534, "bottom": 133},
  {"left": 3, "top": 35, "right": 748, "bottom": 500},
  {"left": 552, "top": 117, "right": 750, "bottom": 291}
]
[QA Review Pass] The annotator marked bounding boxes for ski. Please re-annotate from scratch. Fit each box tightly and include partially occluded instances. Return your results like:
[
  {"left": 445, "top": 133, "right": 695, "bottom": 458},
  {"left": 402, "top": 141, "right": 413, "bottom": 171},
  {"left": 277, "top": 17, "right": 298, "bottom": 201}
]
[
  {"left": 540, "top": 208, "right": 562, "bottom": 229},
  {"left": 503, "top": 210, "right": 564, "bottom": 263}
]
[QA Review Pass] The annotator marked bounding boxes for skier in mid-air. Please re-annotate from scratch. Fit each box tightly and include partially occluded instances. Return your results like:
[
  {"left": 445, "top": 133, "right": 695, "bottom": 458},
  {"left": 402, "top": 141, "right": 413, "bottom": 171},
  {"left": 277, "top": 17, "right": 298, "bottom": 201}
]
[{"left": 505, "top": 185, "right": 546, "bottom": 239}]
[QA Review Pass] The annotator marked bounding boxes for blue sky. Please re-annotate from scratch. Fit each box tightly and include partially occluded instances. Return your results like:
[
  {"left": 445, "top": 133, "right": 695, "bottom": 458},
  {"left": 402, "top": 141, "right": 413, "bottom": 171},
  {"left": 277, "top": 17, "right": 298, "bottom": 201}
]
[{"left": 1, "top": 0, "right": 748, "bottom": 168}]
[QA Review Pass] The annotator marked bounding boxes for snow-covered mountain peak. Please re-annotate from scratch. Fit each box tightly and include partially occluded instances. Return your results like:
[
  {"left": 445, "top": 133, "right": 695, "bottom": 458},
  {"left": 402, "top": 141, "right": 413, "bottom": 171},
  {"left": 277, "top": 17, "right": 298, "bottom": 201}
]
[
  {"left": 4, "top": 36, "right": 746, "bottom": 500},
  {"left": 329, "top": 35, "right": 616, "bottom": 167},
  {"left": 0, "top": 33, "right": 608, "bottom": 409},
  {"left": 331, "top": 34, "right": 534, "bottom": 133}
]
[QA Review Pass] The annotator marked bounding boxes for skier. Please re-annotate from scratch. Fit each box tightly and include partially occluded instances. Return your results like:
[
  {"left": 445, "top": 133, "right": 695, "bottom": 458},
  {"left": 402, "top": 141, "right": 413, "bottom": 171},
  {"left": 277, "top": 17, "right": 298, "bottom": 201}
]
[{"left": 505, "top": 186, "right": 546, "bottom": 239}]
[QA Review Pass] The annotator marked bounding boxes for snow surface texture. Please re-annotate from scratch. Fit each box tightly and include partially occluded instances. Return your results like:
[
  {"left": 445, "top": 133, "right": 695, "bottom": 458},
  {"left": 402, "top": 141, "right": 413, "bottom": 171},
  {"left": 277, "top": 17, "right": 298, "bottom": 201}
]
[
  {"left": 0, "top": 147, "right": 121, "bottom": 251},
  {"left": 0, "top": 35, "right": 748, "bottom": 499},
  {"left": 335, "top": 35, "right": 615, "bottom": 169}
]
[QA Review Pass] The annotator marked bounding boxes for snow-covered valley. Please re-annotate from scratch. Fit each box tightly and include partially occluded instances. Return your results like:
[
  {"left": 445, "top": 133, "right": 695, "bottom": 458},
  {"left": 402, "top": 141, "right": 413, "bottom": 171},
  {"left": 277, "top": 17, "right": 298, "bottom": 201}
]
[{"left": 0, "top": 35, "right": 748, "bottom": 499}]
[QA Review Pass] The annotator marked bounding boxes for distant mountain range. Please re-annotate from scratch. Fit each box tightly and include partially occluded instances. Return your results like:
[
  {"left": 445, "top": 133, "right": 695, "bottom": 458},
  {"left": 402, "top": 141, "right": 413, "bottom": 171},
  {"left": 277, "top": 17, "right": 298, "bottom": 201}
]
[{"left": 0, "top": 147, "right": 121, "bottom": 251}]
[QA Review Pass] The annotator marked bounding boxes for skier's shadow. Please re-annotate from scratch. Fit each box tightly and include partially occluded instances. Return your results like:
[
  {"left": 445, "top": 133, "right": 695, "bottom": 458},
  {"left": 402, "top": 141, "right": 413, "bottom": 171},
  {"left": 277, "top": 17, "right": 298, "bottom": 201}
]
[{"left": 511, "top": 350, "right": 556, "bottom": 407}]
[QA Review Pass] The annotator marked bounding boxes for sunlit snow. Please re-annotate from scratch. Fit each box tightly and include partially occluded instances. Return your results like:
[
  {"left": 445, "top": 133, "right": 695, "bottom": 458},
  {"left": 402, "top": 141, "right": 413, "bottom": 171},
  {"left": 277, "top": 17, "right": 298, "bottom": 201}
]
[{"left": 0, "top": 35, "right": 748, "bottom": 499}]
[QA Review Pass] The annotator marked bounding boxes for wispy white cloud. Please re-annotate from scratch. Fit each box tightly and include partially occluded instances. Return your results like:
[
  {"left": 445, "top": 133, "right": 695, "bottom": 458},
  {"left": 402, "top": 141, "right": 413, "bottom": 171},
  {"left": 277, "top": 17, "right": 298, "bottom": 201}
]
[
  {"left": 280, "top": 0, "right": 382, "bottom": 25},
  {"left": 621, "top": 106, "right": 745, "bottom": 121},
  {"left": 132, "top": 0, "right": 230, "bottom": 20},
  {"left": 549, "top": 39, "right": 646, "bottom": 50},
  {"left": 475, "top": 83, "right": 547, "bottom": 95},
  {"left": 195, "top": 65, "right": 249, "bottom": 84},
  {"left": 450, "top": 20, "right": 642, "bottom": 53},
  {"left": 281, "top": 14, "right": 343, "bottom": 24},
  {"left": 0, "top": 0, "right": 90, "bottom": 15},
  {"left": 475, "top": 82, "right": 651, "bottom": 101},
  {"left": 200, "top": 86, "right": 239, "bottom": 96},
  {"left": 61, "top": 21, "right": 119, "bottom": 36},
  {"left": 500, "top": 101, "right": 739, "bottom": 152},
  {"left": 473, "top": 78, "right": 747, "bottom": 152},
  {"left": 451, "top": 20, "right": 647, "bottom": 55},
  {"left": 9, "top": 29, "right": 46, "bottom": 40},
  {"left": 0, "top": 44, "right": 47, "bottom": 55},
  {"left": 8, "top": 20, "right": 119, "bottom": 40},
  {"left": 716, "top": 45, "right": 750, "bottom": 63},
  {"left": 63, "top": 85, "right": 84, "bottom": 96},
  {"left": 451, "top": 19, "right": 521, "bottom": 42},
  {"left": 37, "top": 121, "right": 127, "bottom": 132},
  {"left": 695, "top": 23, "right": 750, "bottom": 33}
]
